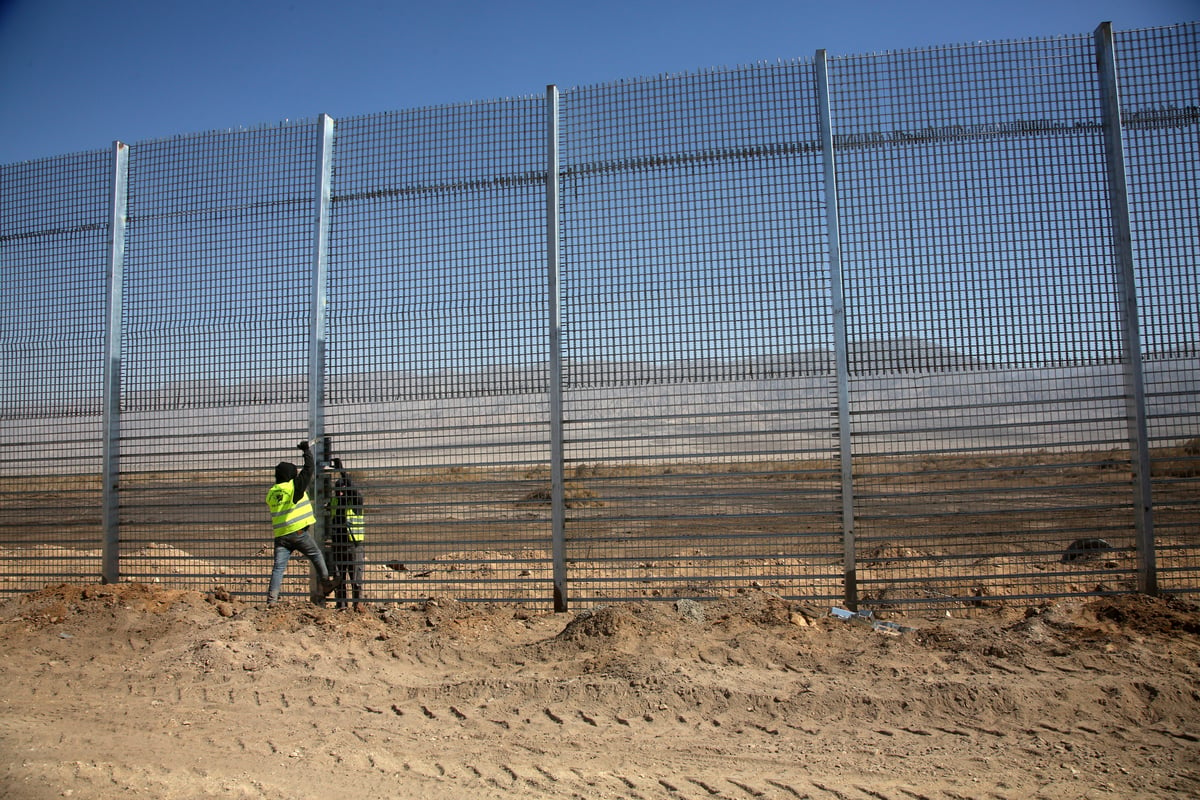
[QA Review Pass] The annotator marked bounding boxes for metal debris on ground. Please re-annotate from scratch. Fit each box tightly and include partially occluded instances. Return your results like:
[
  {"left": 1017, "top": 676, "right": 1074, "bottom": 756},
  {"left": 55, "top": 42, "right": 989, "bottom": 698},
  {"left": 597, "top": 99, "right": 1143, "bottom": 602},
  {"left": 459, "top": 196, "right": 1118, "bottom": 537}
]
[{"left": 830, "top": 607, "right": 916, "bottom": 635}]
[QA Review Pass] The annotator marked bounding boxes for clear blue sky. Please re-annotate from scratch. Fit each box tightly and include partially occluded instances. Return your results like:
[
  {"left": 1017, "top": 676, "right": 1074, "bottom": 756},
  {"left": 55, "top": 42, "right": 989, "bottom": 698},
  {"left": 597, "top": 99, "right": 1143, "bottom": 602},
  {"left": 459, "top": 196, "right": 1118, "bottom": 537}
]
[{"left": 0, "top": 0, "right": 1194, "bottom": 165}]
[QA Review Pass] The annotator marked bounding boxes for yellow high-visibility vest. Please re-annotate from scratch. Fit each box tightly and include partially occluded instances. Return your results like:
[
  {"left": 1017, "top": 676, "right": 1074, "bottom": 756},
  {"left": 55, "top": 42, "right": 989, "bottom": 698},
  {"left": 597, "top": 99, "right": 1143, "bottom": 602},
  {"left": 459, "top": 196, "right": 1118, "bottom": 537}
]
[
  {"left": 345, "top": 508, "right": 365, "bottom": 543},
  {"left": 266, "top": 482, "right": 315, "bottom": 537}
]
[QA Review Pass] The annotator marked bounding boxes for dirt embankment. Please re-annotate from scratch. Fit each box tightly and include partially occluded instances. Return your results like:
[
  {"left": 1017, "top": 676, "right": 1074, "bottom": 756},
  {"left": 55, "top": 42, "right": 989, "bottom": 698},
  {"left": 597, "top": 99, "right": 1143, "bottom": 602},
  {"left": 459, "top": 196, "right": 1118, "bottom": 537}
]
[{"left": 1, "top": 583, "right": 1198, "bottom": 799}]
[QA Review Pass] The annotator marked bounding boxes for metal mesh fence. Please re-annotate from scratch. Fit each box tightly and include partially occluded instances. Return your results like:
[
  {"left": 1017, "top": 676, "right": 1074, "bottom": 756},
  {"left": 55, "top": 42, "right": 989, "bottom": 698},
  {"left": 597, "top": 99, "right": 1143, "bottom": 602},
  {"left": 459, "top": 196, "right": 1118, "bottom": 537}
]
[
  {"left": 559, "top": 63, "right": 844, "bottom": 603},
  {"left": 324, "top": 100, "right": 551, "bottom": 605},
  {"left": 1, "top": 22, "right": 1196, "bottom": 609},
  {"left": 117, "top": 122, "right": 318, "bottom": 594},
  {"left": 1117, "top": 23, "right": 1200, "bottom": 593},
  {"left": 829, "top": 34, "right": 1146, "bottom": 606},
  {"left": 0, "top": 151, "right": 111, "bottom": 589}
]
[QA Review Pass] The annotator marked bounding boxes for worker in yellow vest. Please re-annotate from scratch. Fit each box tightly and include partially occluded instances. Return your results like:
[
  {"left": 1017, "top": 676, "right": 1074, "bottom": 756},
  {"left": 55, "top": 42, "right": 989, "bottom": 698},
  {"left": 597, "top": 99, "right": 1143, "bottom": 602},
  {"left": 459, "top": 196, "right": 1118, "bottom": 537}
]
[
  {"left": 327, "top": 458, "right": 365, "bottom": 611},
  {"left": 265, "top": 440, "right": 337, "bottom": 605}
]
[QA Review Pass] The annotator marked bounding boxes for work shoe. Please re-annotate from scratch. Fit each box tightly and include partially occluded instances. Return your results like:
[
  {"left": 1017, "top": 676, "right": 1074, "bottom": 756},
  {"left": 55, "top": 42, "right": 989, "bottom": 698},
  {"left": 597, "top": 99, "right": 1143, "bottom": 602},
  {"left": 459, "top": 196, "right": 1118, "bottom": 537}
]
[{"left": 321, "top": 576, "right": 342, "bottom": 595}]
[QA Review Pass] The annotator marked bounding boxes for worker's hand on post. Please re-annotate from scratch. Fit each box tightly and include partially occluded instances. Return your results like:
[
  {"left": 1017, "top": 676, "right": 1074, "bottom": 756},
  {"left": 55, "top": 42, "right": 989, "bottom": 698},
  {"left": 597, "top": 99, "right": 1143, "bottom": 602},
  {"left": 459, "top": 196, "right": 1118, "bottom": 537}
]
[{"left": 298, "top": 440, "right": 310, "bottom": 452}]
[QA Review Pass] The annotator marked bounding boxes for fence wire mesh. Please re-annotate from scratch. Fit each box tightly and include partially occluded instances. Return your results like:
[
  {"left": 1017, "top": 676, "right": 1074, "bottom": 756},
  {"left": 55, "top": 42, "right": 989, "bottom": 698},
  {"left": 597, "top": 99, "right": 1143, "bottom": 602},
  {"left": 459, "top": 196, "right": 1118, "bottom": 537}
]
[
  {"left": 830, "top": 33, "right": 1148, "bottom": 606},
  {"left": 560, "top": 62, "right": 844, "bottom": 604},
  {"left": 117, "top": 122, "right": 318, "bottom": 594},
  {"left": 1117, "top": 24, "right": 1200, "bottom": 593},
  {"left": 0, "top": 152, "right": 110, "bottom": 590},
  {"left": 324, "top": 100, "right": 552, "bottom": 605},
  {"left": 1, "top": 22, "right": 1196, "bottom": 609}
]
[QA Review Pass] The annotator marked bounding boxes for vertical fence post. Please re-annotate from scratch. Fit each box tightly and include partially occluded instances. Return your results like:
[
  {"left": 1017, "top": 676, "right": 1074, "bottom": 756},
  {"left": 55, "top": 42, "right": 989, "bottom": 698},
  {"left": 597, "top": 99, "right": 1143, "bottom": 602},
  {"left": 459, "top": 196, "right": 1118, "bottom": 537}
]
[
  {"left": 102, "top": 141, "right": 129, "bottom": 585},
  {"left": 1094, "top": 22, "right": 1157, "bottom": 595},
  {"left": 309, "top": 114, "right": 335, "bottom": 562},
  {"left": 815, "top": 51, "right": 858, "bottom": 610},
  {"left": 546, "top": 85, "right": 568, "bottom": 611}
]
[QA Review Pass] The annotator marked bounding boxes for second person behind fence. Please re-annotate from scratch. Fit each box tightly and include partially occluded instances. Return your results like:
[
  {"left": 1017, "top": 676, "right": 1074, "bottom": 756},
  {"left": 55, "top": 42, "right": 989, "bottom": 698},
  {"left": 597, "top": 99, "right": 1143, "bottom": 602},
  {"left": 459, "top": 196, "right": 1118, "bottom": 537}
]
[{"left": 327, "top": 458, "right": 366, "bottom": 611}]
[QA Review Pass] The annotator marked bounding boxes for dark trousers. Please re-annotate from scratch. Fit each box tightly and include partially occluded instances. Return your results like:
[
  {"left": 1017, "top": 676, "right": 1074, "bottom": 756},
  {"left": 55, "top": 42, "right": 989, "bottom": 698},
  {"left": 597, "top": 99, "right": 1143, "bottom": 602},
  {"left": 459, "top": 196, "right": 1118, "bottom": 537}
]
[{"left": 329, "top": 540, "right": 365, "bottom": 607}]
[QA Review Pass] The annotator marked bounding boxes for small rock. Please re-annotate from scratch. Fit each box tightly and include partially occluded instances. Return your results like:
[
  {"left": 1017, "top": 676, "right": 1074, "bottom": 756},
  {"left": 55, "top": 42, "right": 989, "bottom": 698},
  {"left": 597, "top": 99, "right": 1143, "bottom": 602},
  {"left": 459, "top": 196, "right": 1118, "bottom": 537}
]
[{"left": 675, "top": 599, "right": 705, "bottom": 624}]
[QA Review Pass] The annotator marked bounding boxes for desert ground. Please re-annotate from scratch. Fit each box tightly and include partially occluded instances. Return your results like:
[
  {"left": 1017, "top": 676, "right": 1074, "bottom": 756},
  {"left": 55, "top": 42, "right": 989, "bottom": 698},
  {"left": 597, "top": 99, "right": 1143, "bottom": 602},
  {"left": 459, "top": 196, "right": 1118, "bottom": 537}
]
[{"left": 0, "top": 582, "right": 1198, "bottom": 799}]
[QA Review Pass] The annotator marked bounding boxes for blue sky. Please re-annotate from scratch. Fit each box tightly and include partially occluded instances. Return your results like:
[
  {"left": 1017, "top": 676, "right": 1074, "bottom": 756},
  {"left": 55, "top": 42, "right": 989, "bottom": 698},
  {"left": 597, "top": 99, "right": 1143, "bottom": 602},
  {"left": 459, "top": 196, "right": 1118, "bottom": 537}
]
[{"left": 0, "top": 0, "right": 1194, "bottom": 166}]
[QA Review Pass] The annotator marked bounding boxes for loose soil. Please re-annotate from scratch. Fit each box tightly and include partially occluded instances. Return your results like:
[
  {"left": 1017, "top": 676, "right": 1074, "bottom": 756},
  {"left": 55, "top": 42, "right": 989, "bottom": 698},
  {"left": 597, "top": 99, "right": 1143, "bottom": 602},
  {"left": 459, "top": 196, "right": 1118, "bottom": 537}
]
[{"left": 1, "top": 583, "right": 1198, "bottom": 799}]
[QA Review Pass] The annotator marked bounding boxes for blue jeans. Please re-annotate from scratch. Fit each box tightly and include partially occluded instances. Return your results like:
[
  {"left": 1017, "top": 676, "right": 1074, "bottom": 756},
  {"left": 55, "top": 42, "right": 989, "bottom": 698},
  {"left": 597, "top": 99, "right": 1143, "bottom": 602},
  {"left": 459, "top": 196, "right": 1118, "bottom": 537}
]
[{"left": 267, "top": 529, "right": 330, "bottom": 602}]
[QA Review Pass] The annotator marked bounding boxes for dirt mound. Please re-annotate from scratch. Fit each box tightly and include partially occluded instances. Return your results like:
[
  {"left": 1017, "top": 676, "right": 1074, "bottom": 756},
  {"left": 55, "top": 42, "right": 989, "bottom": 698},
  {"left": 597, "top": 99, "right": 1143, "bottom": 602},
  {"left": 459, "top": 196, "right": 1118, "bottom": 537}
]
[
  {"left": 553, "top": 601, "right": 683, "bottom": 642},
  {"left": 1087, "top": 593, "right": 1200, "bottom": 636},
  {"left": 556, "top": 604, "right": 639, "bottom": 639},
  {"left": 0, "top": 581, "right": 212, "bottom": 630}
]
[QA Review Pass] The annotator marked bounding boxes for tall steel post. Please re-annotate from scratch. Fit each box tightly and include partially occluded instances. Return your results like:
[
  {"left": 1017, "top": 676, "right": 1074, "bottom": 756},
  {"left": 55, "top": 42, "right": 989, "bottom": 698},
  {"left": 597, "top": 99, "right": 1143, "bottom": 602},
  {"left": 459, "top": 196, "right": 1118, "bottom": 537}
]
[
  {"left": 546, "top": 85, "right": 569, "bottom": 611},
  {"left": 308, "top": 114, "right": 335, "bottom": 597},
  {"left": 1095, "top": 22, "right": 1157, "bottom": 595},
  {"left": 102, "top": 141, "right": 129, "bottom": 585},
  {"left": 815, "top": 51, "right": 858, "bottom": 610}
]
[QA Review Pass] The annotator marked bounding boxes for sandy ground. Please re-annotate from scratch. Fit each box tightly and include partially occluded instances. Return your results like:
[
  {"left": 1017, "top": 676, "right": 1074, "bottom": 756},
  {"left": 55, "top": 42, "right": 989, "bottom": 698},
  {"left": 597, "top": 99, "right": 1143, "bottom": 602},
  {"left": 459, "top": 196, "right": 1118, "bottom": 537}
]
[{"left": 0, "top": 584, "right": 1198, "bottom": 800}]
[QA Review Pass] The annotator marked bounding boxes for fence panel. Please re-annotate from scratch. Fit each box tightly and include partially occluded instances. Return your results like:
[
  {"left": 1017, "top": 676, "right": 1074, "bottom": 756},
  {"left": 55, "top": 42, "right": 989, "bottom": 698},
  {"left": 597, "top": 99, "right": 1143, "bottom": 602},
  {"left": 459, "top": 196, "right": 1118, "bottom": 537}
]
[
  {"left": 1117, "top": 23, "right": 1200, "bottom": 595},
  {"left": 324, "top": 100, "right": 553, "bottom": 606},
  {"left": 829, "top": 34, "right": 1148, "bottom": 606},
  {"left": 559, "top": 64, "right": 845, "bottom": 604},
  {"left": 0, "top": 152, "right": 112, "bottom": 591},
  {"left": 117, "top": 122, "right": 319, "bottom": 597}
]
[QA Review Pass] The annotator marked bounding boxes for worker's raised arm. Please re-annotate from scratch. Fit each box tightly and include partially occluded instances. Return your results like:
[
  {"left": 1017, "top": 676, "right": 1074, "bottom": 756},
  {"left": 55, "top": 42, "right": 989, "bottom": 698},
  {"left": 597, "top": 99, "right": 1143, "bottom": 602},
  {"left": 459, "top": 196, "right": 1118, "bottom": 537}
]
[{"left": 294, "top": 440, "right": 315, "bottom": 496}]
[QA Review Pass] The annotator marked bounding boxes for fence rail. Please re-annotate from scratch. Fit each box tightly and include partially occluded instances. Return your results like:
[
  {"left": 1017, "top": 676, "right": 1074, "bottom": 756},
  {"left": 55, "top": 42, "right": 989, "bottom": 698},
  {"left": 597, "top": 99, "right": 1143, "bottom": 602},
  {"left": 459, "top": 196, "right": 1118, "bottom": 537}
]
[{"left": 2, "top": 21, "right": 1197, "bottom": 610}]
